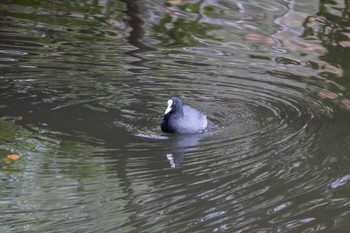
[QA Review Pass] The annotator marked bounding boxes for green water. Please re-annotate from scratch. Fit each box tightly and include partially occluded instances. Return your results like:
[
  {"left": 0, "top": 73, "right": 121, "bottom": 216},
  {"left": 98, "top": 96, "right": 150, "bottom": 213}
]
[{"left": 1, "top": 0, "right": 350, "bottom": 232}]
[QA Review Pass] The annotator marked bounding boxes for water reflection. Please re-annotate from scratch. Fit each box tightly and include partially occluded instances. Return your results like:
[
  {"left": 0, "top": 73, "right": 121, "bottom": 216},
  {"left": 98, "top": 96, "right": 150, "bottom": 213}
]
[
  {"left": 165, "top": 132, "right": 207, "bottom": 168},
  {"left": 122, "top": 0, "right": 155, "bottom": 69},
  {"left": 153, "top": 1, "right": 222, "bottom": 46},
  {"left": 1, "top": 0, "right": 350, "bottom": 232}
]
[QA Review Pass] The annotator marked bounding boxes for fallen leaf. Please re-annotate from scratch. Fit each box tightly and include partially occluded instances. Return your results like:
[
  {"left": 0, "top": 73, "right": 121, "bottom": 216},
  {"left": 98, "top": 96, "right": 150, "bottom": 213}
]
[{"left": 7, "top": 154, "right": 20, "bottom": 160}]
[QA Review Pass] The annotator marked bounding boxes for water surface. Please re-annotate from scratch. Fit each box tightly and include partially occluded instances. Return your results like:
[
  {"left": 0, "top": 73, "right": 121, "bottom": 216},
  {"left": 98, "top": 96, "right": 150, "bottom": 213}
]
[{"left": 1, "top": 0, "right": 350, "bottom": 232}]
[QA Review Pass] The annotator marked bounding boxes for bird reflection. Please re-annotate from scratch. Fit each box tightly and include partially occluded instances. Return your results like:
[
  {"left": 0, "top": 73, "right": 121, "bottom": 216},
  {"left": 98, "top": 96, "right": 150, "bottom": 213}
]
[{"left": 165, "top": 133, "right": 206, "bottom": 168}]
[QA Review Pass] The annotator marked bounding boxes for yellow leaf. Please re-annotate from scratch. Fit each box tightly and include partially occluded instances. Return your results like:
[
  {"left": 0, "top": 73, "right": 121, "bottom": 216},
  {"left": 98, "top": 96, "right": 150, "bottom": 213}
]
[{"left": 7, "top": 154, "right": 20, "bottom": 160}]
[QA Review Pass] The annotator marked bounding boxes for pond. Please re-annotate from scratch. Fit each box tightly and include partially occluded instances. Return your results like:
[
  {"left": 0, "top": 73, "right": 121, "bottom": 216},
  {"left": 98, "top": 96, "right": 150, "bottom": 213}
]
[{"left": 1, "top": 0, "right": 350, "bottom": 232}]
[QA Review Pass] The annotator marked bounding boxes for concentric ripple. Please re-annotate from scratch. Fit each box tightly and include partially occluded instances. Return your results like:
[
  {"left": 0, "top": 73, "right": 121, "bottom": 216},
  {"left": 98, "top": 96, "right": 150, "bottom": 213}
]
[
  {"left": 1, "top": 0, "right": 350, "bottom": 232},
  {"left": 113, "top": 70, "right": 350, "bottom": 232}
]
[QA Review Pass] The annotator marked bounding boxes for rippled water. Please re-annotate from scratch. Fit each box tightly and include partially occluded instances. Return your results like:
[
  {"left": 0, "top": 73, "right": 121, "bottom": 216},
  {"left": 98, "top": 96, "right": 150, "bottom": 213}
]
[{"left": 1, "top": 0, "right": 350, "bottom": 232}]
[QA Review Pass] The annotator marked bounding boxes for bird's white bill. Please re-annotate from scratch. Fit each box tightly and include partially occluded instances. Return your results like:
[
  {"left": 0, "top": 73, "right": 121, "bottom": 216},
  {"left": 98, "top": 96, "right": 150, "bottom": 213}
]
[{"left": 164, "top": 99, "right": 173, "bottom": 114}]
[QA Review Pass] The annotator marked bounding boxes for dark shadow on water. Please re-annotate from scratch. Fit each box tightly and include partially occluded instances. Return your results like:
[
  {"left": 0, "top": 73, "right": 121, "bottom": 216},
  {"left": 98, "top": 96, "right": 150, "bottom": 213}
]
[{"left": 0, "top": 83, "right": 134, "bottom": 146}]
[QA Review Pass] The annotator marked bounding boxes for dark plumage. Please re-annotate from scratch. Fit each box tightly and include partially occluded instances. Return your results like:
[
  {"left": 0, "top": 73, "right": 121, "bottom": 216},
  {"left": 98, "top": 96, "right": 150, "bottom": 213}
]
[{"left": 161, "top": 97, "right": 208, "bottom": 134}]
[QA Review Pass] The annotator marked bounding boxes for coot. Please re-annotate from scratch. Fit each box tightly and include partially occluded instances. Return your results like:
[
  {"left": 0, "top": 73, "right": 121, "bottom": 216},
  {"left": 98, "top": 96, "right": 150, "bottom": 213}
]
[{"left": 161, "top": 96, "right": 208, "bottom": 134}]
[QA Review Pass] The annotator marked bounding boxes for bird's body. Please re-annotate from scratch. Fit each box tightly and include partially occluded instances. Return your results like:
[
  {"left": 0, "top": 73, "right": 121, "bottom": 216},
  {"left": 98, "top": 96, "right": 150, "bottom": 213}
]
[{"left": 161, "top": 97, "right": 207, "bottom": 134}]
